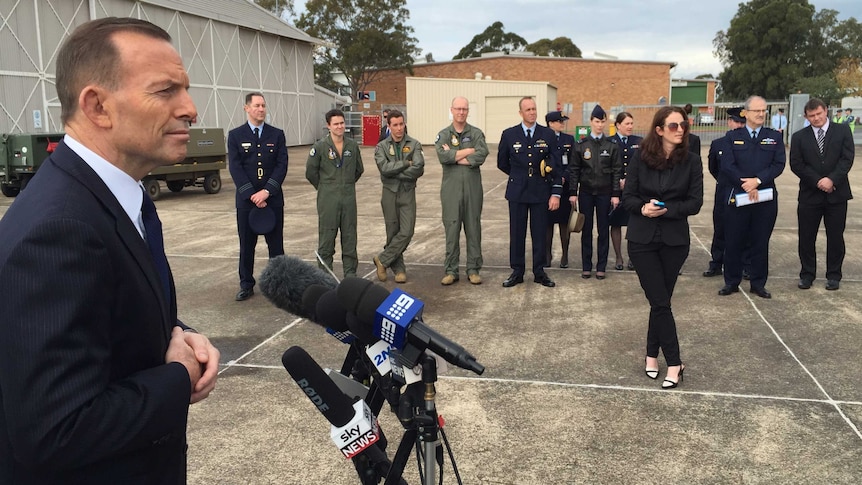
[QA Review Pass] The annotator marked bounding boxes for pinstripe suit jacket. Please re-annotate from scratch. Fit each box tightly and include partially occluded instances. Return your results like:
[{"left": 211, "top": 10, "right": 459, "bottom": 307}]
[{"left": 0, "top": 142, "right": 191, "bottom": 484}]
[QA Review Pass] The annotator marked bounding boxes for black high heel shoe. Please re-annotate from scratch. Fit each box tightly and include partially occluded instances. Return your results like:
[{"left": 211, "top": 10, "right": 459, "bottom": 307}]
[
  {"left": 662, "top": 364, "right": 685, "bottom": 389},
  {"left": 644, "top": 357, "right": 659, "bottom": 380}
]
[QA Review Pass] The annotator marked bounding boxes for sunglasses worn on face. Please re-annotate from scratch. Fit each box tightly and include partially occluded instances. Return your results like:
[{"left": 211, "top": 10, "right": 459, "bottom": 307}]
[{"left": 664, "top": 121, "right": 690, "bottom": 131}]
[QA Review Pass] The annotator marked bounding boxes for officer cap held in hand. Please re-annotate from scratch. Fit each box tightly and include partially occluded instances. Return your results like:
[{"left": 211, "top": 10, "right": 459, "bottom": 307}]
[
  {"left": 248, "top": 206, "right": 276, "bottom": 235},
  {"left": 545, "top": 111, "right": 569, "bottom": 123},
  {"left": 590, "top": 104, "right": 606, "bottom": 120},
  {"left": 727, "top": 107, "right": 746, "bottom": 123}
]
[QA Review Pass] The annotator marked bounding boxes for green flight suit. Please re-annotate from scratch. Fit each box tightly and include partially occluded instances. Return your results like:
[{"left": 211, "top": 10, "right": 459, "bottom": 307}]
[
  {"left": 374, "top": 135, "right": 425, "bottom": 274},
  {"left": 305, "top": 134, "right": 364, "bottom": 277},
  {"left": 435, "top": 123, "right": 489, "bottom": 277}
]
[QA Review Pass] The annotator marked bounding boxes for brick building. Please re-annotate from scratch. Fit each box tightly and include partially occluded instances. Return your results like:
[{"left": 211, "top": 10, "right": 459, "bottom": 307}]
[{"left": 364, "top": 52, "right": 675, "bottom": 124}]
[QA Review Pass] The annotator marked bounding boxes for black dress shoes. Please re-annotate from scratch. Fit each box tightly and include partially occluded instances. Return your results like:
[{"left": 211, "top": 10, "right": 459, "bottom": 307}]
[
  {"left": 702, "top": 268, "right": 722, "bottom": 277},
  {"left": 502, "top": 273, "right": 524, "bottom": 287},
  {"left": 826, "top": 279, "right": 840, "bottom": 291},
  {"left": 718, "top": 285, "right": 739, "bottom": 296},
  {"left": 235, "top": 288, "right": 254, "bottom": 301},
  {"left": 534, "top": 274, "right": 556, "bottom": 287},
  {"left": 750, "top": 287, "right": 772, "bottom": 299},
  {"left": 798, "top": 279, "right": 812, "bottom": 289}
]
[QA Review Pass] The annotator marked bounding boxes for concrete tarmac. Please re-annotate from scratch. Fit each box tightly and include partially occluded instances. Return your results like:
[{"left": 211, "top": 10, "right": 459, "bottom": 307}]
[{"left": 2, "top": 142, "right": 861, "bottom": 484}]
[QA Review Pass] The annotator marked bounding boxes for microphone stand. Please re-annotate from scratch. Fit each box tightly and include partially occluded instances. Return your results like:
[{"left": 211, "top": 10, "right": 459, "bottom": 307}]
[{"left": 385, "top": 355, "right": 452, "bottom": 485}]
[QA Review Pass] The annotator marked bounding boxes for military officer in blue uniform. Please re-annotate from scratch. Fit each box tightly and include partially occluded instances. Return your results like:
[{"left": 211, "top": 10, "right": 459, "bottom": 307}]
[
  {"left": 497, "top": 97, "right": 563, "bottom": 288},
  {"left": 228, "top": 92, "right": 288, "bottom": 301},
  {"left": 544, "top": 110, "right": 575, "bottom": 269},
  {"left": 718, "top": 96, "right": 785, "bottom": 299},
  {"left": 608, "top": 111, "right": 642, "bottom": 271},
  {"left": 703, "top": 106, "right": 746, "bottom": 277}
]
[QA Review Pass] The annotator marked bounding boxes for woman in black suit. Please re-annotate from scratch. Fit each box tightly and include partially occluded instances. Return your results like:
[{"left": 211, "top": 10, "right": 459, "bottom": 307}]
[
  {"left": 609, "top": 112, "right": 643, "bottom": 270},
  {"left": 622, "top": 106, "right": 703, "bottom": 389}
]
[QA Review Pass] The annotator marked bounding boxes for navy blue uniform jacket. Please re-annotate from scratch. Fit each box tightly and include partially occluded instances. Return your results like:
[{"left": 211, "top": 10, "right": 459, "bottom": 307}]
[
  {"left": 497, "top": 123, "right": 562, "bottom": 203},
  {"left": 0, "top": 142, "right": 192, "bottom": 484},
  {"left": 228, "top": 123, "right": 288, "bottom": 208},
  {"left": 720, "top": 127, "right": 785, "bottom": 199}
]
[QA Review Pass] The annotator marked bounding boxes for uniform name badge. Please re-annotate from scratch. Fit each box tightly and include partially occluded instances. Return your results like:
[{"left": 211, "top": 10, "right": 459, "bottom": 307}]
[
  {"left": 562, "top": 154, "right": 568, "bottom": 165},
  {"left": 584, "top": 148, "right": 592, "bottom": 160}
]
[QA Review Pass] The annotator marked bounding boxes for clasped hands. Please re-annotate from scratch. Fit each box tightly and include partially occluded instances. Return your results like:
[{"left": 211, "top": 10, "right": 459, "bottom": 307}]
[
  {"left": 250, "top": 189, "right": 270, "bottom": 208},
  {"left": 166, "top": 327, "right": 220, "bottom": 404}
]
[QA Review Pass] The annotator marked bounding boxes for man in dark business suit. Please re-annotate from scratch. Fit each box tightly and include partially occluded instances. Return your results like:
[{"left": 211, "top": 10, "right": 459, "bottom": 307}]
[
  {"left": 228, "top": 92, "right": 288, "bottom": 301},
  {"left": 718, "top": 95, "right": 786, "bottom": 299},
  {"left": 0, "top": 18, "right": 219, "bottom": 484},
  {"left": 497, "top": 97, "right": 563, "bottom": 288},
  {"left": 790, "top": 97, "right": 855, "bottom": 290}
]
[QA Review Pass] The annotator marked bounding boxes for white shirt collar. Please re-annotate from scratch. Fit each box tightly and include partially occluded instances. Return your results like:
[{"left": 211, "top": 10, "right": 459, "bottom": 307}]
[
  {"left": 815, "top": 120, "right": 830, "bottom": 133},
  {"left": 248, "top": 121, "right": 263, "bottom": 135},
  {"left": 63, "top": 134, "right": 145, "bottom": 238}
]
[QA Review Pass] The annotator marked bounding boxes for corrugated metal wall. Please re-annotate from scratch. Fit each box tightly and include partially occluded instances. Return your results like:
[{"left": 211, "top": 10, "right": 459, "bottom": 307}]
[
  {"left": 0, "top": 0, "right": 317, "bottom": 146},
  {"left": 405, "top": 77, "right": 556, "bottom": 145}
]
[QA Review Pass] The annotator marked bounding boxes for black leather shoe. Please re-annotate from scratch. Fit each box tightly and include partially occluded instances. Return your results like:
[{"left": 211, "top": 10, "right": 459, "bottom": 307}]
[
  {"left": 798, "top": 279, "right": 812, "bottom": 289},
  {"left": 742, "top": 269, "right": 751, "bottom": 280},
  {"left": 718, "top": 285, "right": 739, "bottom": 296},
  {"left": 235, "top": 288, "right": 254, "bottom": 301},
  {"left": 502, "top": 274, "right": 524, "bottom": 287},
  {"left": 750, "top": 287, "right": 772, "bottom": 299},
  {"left": 826, "top": 279, "right": 840, "bottom": 291},
  {"left": 702, "top": 268, "right": 722, "bottom": 277},
  {"left": 534, "top": 274, "right": 556, "bottom": 287},
  {"left": 627, "top": 261, "right": 635, "bottom": 271}
]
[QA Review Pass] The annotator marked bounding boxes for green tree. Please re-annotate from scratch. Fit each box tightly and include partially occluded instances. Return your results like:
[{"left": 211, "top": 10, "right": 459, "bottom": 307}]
[
  {"left": 454, "top": 21, "right": 527, "bottom": 59},
  {"left": 714, "top": 0, "right": 862, "bottom": 104},
  {"left": 526, "top": 37, "right": 582, "bottom": 58},
  {"left": 295, "top": 0, "right": 419, "bottom": 101},
  {"left": 253, "top": 0, "right": 294, "bottom": 19}
]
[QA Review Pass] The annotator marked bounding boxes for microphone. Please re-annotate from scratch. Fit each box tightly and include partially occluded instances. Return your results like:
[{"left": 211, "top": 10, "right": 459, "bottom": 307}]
[
  {"left": 313, "top": 289, "right": 357, "bottom": 344},
  {"left": 338, "top": 278, "right": 485, "bottom": 375},
  {"left": 259, "top": 255, "right": 337, "bottom": 320},
  {"left": 282, "top": 346, "right": 382, "bottom": 459}
]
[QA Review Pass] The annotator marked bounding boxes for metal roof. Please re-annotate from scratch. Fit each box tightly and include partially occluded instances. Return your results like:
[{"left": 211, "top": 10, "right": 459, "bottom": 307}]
[{"left": 141, "top": 0, "right": 321, "bottom": 44}]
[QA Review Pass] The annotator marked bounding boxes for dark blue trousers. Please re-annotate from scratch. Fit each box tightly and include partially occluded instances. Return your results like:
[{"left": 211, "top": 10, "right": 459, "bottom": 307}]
[
  {"left": 579, "top": 193, "right": 611, "bottom": 272},
  {"left": 724, "top": 197, "right": 777, "bottom": 290},
  {"left": 508, "top": 200, "right": 548, "bottom": 277}
]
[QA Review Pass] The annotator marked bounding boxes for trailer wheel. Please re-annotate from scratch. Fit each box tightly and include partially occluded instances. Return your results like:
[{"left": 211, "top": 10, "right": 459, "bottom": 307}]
[
  {"left": 203, "top": 173, "right": 221, "bottom": 194},
  {"left": 167, "top": 180, "right": 185, "bottom": 193},
  {"left": 145, "top": 179, "right": 161, "bottom": 200},
  {"left": 1, "top": 184, "right": 19, "bottom": 197}
]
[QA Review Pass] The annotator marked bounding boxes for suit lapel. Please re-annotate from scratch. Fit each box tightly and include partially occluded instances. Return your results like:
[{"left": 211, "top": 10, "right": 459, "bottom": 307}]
[{"left": 52, "top": 143, "right": 173, "bottom": 336}]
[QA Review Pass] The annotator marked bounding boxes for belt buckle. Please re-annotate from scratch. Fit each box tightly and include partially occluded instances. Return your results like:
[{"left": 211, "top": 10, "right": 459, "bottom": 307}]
[{"left": 528, "top": 167, "right": 534, "bottom": 177}]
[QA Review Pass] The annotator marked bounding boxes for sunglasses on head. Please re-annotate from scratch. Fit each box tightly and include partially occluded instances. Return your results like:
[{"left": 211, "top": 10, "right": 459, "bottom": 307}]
[{"left": 664, "top": 121, "right": 690, "bottom": 131}]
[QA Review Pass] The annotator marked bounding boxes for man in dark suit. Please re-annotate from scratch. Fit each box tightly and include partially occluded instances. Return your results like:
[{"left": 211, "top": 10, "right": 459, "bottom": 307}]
[
  {"left": 497, "top": 97, "right": 563, "bottom": 287},
  {"left": 718, "top": 95, "right": 786, "bottom": 298},
  {"left": 379, "top": 108, "right": 391, "bottom": 142},
  {"left": 0, "top": 18, "right": 219, "bottom": 483},
  {"left": 790, "top": 97, "right": 855, "bottom": 290},
  {"left": 228, "top": 92, "right": 288, "bottom": 301}
]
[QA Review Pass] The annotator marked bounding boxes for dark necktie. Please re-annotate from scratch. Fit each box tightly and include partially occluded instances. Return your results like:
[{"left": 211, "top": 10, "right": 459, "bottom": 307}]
[
  {"left": 751, "top": 130, "right": 757, "bottom": 140},
  {"left": 254, "top": 127, "right": 260, "bottom": 139},
  {"left": 526, "top": 128, "right": 532, "bottom": 141},
  {"left": 141, "top": 188, "right": 171, "bottom": 304},
  {"left": 817, "top": 128, "right": 825, "bottom": 155},
  {"left": 621, "top": 136, "right": 627, "bottom": 145}
]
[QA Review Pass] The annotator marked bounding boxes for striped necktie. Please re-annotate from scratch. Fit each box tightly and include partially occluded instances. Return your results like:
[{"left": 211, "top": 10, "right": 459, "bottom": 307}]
[{"left": 817, "top": 128, "right": 825, "bottom": 155}]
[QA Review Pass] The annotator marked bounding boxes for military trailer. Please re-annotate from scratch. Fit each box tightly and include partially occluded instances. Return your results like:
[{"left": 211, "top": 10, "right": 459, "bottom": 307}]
[
  {"left": 0, "top": 132, "right": 64, "bottom": 197},
  {"left": 143, "top": 128, "right": 226, "bottom": 200},
  {"left": 1, "top": 128, "right": 226, "bottom": 200}
]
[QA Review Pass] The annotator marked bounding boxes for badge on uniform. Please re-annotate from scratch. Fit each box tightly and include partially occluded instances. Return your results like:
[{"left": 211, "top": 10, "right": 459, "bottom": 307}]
[
  {"left": 513, "top": 142, "right": 522, "bottom": 153},
  {"left": 761, "top": 138, "right": 777, "bottom": 145},
  {"left": 309, "top": 147, "right": 316, "bottom": 156},
  {"left": 584, "top": 148, "right": 592, "bottom": 160},
  {"left": 242, "top": 142, "right": 252, "bottom": 149},
  {"left": 435, "top": 134, "right": 441, "bottom": 143},
  {"left": 389, "top": 145, "right": 395, "bottom": 156},
  {"left": 600, "top": 149, "right": 610, "bottom": 157},
  {"left": 328, "top": 148, "right": 336, "bottom": 160},
  {"left": 402, "top": 146, "right": 411, "bottom": 154},
  {"left": 344, "top": 149, "right": 352, "bottom": 158},
  {"left": 451, "top": 134, "right": 460, "bottom": 147},
  {"left": 733, "top": 140, "right": 745, "bottom": 145},
  {"left": 462, "top": 136, "right": 471, "bottom": 143}
]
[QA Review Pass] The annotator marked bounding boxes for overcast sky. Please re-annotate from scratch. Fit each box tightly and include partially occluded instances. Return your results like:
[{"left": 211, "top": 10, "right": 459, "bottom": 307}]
[{"left": 293, "top": 0, "right": 860, "bottom": 79}]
